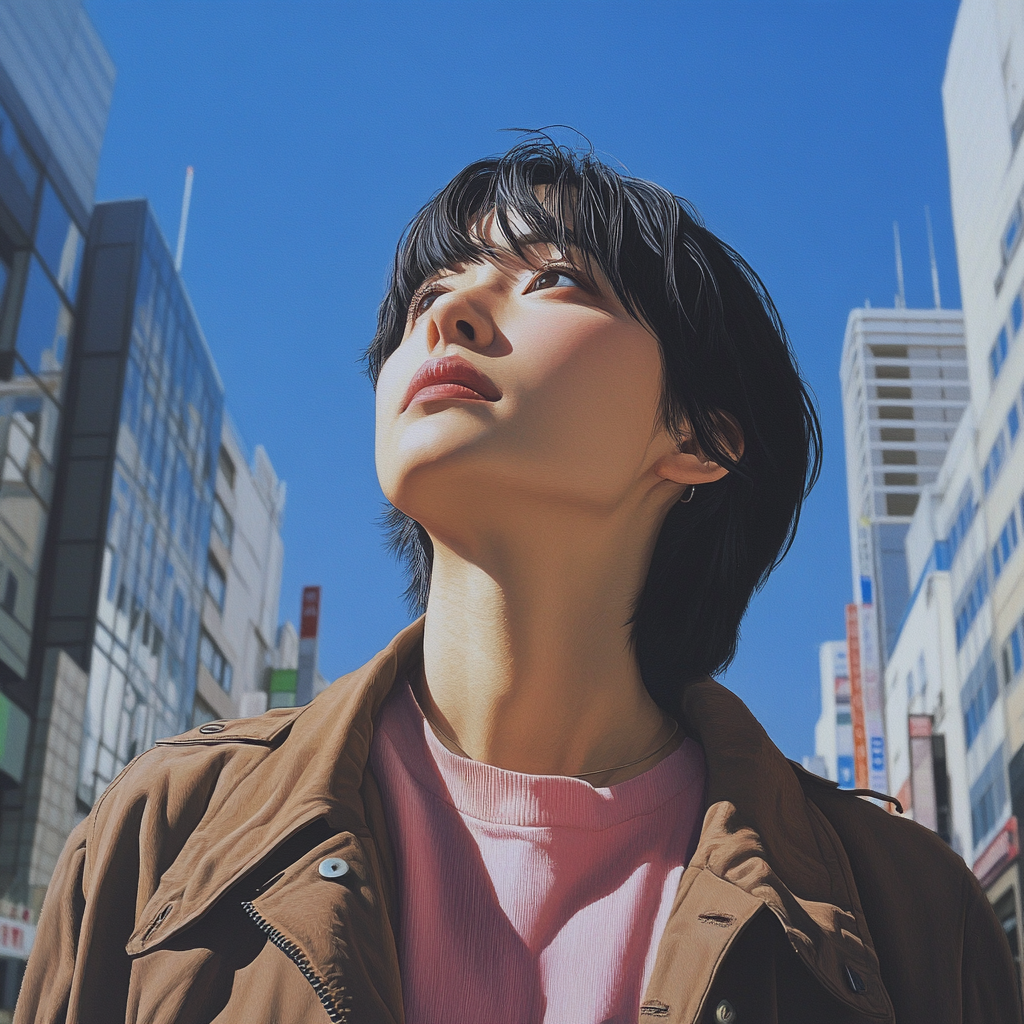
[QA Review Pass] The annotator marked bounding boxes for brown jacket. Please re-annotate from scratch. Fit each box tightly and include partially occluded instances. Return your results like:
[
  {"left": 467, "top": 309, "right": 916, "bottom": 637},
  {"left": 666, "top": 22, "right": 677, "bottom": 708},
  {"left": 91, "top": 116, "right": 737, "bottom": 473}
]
[{"left": 16, "top": 619, "right": 1022, "bottom": 1023}]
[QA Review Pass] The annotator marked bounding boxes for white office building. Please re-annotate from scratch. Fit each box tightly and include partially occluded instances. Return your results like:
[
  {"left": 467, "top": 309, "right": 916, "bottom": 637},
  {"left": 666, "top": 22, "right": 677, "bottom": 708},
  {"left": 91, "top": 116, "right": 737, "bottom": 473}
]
[
  {"left": 193, "top": 417, "right": 286, "bottom": 724},
  {"left": 840, "top": 307, "right": 969, "bottom": 660},
  {"left": 934, "top": 0, "right": 1024, "bottom": 947}
]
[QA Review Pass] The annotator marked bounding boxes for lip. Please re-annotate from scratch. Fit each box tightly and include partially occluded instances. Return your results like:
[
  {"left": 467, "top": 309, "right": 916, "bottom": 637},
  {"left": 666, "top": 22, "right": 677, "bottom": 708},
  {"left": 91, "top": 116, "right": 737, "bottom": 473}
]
[{"left": 402, "top": 355, "right": 502, "bottom": 411}]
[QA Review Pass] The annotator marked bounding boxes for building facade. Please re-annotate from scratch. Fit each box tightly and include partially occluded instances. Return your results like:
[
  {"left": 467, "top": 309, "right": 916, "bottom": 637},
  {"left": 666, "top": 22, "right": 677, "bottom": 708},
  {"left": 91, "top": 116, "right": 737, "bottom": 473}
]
[
  {"left": 840, "top": 306, "right": 969, "bottom": 658},
  {"left": 192, "top": 414, "right": 286, "bottom": 726},
  {"left": 938, "top": 0, "right": 1024, "bottom": 960},
  {"left": 813, "top": 640, "right": 855, "bottom": 788},
  {"left": 0, "top": 0, "right": 112, "bottom": 1007}
]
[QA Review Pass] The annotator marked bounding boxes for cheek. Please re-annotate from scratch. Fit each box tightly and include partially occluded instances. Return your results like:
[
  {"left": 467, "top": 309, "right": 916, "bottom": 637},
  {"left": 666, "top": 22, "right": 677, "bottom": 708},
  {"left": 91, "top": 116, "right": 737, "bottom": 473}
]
[{"left": 519, "top": 321, "right": 664, "bottom": 442}]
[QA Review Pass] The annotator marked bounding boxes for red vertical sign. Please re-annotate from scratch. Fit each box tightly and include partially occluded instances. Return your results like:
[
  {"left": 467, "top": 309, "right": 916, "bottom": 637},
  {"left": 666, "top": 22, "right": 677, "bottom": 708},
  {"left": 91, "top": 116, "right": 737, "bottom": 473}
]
[
  {"left": 845, "top": 604, "right": 869, "bottom": 790},
  {"left": 300, "top": 586, "right": 321, "bottom": 640}
]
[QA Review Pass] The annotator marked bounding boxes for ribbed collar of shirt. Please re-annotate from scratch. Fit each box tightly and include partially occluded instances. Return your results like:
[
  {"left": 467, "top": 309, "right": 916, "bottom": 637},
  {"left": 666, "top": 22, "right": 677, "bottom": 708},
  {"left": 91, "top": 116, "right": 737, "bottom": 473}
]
[{"left": 379, "top": 680, "right": 705, "bottom": 830}]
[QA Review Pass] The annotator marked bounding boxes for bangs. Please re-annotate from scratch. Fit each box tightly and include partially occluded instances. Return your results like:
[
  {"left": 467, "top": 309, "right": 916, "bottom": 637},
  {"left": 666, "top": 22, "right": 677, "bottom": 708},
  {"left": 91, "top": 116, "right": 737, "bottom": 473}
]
[{"left": 365, "top": 139, "right": 664, "bottom": 386}]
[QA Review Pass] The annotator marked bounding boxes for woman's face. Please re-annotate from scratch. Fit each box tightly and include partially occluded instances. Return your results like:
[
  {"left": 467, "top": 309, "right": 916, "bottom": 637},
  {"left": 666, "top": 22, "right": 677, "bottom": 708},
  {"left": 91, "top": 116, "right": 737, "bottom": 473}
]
[{"left": 374, "top": 215, "right": 683, "bottom": 534}]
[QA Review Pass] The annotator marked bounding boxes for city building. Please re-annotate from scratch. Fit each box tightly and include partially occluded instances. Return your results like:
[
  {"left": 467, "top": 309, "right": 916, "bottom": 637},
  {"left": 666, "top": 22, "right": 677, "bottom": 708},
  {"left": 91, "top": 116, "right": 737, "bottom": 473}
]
[
  {"left": 191, "top": 415, "right": 286, "bottom": 726},
  {"left": 812, "top": 640, "right": 855, "bottom": 788},
  {"left": 837, "top": 305, "right": 969, "bottom": 796},
  {"left": 939, "top": 0, "right": 1024, "bottom": 958},
  {"left": 0, "top": 0, "right": 113, "bottom": 1003},
  {"left": 0, "top": 189, "right": 289, "bottom": 984},
  {"left": 840, "top": 306, "right": 969, "bottom": 659}
]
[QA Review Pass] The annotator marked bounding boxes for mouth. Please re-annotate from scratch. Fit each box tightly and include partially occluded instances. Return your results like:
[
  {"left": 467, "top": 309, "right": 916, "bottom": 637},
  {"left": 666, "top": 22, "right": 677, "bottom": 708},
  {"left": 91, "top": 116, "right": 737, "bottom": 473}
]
[{"left": 402, "top": 355, "right": 502, "bottom": 411}]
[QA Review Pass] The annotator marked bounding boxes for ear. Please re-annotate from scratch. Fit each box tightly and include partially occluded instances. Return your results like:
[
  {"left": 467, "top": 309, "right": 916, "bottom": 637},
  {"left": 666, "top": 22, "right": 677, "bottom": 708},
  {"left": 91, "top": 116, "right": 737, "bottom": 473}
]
[{"left": 654, "top": 413, "right": 744, "bottom": 487}]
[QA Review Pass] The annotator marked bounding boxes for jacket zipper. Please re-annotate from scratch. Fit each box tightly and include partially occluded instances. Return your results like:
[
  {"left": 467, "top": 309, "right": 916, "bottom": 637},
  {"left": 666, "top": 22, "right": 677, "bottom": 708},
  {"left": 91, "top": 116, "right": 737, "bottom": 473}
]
[{"left": 241, "top": 900, "right": 348, "bottom": 1024}]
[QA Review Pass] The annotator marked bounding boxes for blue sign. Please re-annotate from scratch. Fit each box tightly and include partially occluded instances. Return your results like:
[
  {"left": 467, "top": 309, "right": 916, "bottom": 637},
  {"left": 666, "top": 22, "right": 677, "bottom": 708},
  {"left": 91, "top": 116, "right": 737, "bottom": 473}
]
[
  {"left": 837, "top": 756, "right": 856, "bottom": 789},
  {"left": 870, "top": 736, "right": 886, "bottom": 772}
]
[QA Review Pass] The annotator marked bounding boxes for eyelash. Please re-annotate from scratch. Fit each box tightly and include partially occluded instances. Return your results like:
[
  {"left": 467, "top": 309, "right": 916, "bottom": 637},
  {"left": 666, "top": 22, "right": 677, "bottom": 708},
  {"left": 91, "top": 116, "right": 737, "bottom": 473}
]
[{"left": 407, "top": 262, "right": 587, "bottom": 322}]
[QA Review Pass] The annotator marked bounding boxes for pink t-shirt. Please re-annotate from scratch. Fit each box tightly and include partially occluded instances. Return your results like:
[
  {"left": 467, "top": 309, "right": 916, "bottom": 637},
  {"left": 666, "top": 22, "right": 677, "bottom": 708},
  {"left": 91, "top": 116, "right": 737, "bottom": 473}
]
[{"left": 369, "top": 683, "right": 706, "bottom": 1024}]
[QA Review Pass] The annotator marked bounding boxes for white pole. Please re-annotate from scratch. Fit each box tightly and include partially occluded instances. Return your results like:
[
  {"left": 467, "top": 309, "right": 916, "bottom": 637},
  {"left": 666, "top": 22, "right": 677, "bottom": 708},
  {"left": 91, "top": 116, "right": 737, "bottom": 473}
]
[
  {"left": 893, "top": 221, "right": 906, "bottom": 309},
  {"left": 175, "top": 166, "right": 194, "bottom": 273},
  {"left": 924, "top": 206, "right": 941, "bottom": 309}
]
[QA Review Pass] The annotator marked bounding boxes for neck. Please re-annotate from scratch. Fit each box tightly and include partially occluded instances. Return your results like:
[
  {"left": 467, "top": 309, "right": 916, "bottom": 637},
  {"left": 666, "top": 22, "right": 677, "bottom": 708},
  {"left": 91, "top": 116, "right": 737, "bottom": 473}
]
[{"left": 417, "top": 507, "right": 677, "bottom": 784}]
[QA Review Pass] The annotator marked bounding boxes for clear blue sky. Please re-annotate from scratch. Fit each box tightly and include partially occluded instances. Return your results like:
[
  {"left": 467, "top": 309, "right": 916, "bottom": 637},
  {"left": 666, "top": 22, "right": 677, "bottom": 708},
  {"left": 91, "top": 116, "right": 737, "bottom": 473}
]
[{"left": 83, "top": 1, "right": 962, "bottom": 760}]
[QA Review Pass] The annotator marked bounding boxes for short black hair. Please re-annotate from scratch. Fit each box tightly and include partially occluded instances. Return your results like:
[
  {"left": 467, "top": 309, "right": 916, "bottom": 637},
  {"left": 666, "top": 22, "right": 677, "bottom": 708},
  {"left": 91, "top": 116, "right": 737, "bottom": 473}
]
[{"left": 365, "top": 137, "right": 821, "bottom": 710}]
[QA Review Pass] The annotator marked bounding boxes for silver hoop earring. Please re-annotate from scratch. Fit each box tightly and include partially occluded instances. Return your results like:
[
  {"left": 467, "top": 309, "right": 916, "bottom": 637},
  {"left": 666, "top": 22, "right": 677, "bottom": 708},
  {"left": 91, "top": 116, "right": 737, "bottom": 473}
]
[{"left": 679, "top": 484, "right": 696, "bottom": 504}]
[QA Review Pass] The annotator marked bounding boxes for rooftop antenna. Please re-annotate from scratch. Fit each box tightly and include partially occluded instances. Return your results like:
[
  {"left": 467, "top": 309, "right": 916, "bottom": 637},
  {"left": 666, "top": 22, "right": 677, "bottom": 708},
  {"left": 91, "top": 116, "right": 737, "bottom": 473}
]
[
  {"left": 174, "top": 166, "right": 194, "bottom": 273},
  {"left": 924, "top": 205, "right": 941, "bottom": 308},
  {"left": 893, "top": 221, "right": 906, "bottom": 309}
]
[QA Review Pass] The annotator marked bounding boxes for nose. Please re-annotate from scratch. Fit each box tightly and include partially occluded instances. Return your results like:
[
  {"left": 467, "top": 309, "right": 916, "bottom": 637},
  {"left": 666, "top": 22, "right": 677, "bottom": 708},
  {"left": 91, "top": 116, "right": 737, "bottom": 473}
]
[{"left": 426, "top": 290, "right": 495, "bottom": 353}]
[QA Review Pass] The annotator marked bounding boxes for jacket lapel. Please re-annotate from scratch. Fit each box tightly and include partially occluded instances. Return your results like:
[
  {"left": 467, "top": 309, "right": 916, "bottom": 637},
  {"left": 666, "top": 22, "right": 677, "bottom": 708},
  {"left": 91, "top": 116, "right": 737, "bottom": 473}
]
[{"left": 640, "top": 678, "right": 895, "bottom": 1023}]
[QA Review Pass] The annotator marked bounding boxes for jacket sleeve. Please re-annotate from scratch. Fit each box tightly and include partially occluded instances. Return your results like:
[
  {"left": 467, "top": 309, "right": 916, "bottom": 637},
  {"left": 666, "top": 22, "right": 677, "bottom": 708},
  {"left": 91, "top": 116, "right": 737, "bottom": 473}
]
[
  {"left": 961, "top": 871, "right": 1024, "bottom": 1023},
  {"left": 14, "top": 818, "right": 89, "bottom": 1024}
]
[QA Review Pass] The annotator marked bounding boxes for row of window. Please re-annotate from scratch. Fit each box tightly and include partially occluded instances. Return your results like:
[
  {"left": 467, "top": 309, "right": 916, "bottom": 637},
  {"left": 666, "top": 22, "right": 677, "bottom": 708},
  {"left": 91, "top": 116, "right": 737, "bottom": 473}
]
[
  {"left": 946, "top": 485, "right": 978, "bottom": 566},
  {"left": 211, "top": 494, "right": 233, "bottom": 550},
  {"left": 206, "top": 555, "right": 226, "bottom": 612},
  {"left": 982, "top": 387, "right": 1024, "bottom": 495},
  {"left": 971, "top": 744, "right": 1008, "bottom": 848},
  {"left": 1002, "top": 615, "right": 1024, "bottom": 689},
  {"left": 992, "top": 507, "right": 1021, "bottom": 580},
  {"left": 990, "top": 290, "right": 1024, "bottom": 381},
  {"left": 199, "top": 630, "right": 232, "bottom": 694},
  {"left": 964, "top": 656, "right": 1000, "bottom": 749},
  {"left": 955, "top": 562, "right": 990, "bottom": 649}
]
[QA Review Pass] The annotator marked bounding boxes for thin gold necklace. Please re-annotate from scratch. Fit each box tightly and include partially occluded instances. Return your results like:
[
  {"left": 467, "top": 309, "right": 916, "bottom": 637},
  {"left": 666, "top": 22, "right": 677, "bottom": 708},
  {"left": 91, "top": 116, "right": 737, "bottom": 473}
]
[{"left": 426, "top": 714, "right": 681, "bottom": 780}]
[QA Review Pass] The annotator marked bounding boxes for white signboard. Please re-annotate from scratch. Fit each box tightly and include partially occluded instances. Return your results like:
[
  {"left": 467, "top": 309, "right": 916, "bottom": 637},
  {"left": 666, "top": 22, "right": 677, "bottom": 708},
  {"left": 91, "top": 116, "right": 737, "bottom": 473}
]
[{"left": 0, "top": 915, "right": 34, "bottom": 959}]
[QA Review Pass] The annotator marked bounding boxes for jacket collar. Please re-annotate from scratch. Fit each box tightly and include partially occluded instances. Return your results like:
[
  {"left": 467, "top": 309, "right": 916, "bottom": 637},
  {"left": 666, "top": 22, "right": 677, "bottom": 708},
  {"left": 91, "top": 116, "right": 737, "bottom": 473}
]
[
  {"left": 640, "top": 677, "right": 894, "bottom": 1022},
  {"left": 128, "top": 617, "right": 893, "bottom": 1022}
]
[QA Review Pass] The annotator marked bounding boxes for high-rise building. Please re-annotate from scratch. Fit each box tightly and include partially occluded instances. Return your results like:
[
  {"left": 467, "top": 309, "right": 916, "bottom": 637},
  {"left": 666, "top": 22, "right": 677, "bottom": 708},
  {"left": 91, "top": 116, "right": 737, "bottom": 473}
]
[
  {"left": 936, "top": 0, "right": 1024, "bottom": 958},
  {"left": 0, "top": 0, "right": 113, "bottom": 1000},
  {"left": 840, "top": 307, "right": 969, "bottom": 659},
  {"left": 837, "top": 306, "right": 969, "bottom": 799},
  {"left": 38, "top": 198, "right": 225, "bottom": 809}
]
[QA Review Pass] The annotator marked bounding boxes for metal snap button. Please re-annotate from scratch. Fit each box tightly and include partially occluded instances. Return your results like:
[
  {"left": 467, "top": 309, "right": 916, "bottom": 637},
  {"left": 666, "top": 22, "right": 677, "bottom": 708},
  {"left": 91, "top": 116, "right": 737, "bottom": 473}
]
[
  {"left": 318, "top": 857, "right": 350, "bottom": 879},
  {"left": 199, "top": 722, "right": 226, "bottom": 734},
  {"left": 844, "top": 965, "right": 866, "bottom": 993},
  {"left": 715, "top": 999, "right": 737, "bottom": 1023}
]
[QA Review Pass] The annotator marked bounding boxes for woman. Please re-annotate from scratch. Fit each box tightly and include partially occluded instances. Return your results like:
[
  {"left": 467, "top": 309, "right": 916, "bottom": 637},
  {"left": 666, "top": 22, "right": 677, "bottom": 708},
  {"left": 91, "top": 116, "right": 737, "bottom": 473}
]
[{"left": 18, "top": 140, "right": 1019, "bottom": 1024}]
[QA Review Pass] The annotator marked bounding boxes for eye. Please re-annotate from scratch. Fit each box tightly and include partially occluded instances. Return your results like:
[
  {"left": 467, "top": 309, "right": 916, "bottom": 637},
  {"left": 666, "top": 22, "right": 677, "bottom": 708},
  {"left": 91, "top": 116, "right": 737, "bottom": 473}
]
[
  {"left": 527, "top": 267, "right": 582, "bottom": 292},
  {"left": 409, "top": 284, "right": 445, "bottom": 321}
]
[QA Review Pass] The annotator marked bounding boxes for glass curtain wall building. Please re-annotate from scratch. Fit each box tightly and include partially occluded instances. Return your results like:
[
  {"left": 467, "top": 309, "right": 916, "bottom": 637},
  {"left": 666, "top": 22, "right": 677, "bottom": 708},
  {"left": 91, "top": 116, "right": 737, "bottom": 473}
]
[
  {"left": 0, "top": 1, "right": 113, "bottom": 719},
  {"left": 35, "top": 199, "right": 223, "bottom": 807}
]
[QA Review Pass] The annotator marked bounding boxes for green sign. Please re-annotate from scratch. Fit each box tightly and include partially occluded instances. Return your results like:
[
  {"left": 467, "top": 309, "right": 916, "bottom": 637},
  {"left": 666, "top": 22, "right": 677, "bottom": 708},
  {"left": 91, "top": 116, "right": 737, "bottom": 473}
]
[{"left": 269, "top": 669, "right": 297, "bottom": 694}]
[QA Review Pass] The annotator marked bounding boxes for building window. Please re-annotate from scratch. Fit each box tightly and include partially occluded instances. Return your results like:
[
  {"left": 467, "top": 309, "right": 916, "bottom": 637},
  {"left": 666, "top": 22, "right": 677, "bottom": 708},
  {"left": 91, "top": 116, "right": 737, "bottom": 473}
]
[
  {"left": 964, "top": 655, "right": 1001, "bottom": 752},
  {"left": 947, "top": 485, "right": 977, "bottom": 564},
  {"left": 877, "top": 406, "right": 914, "bottom": 421},
  {"left": 882, "top": 450, "right": 916, "bottom": 466},
  {"left": 955, "top": 562, "right": 990, "bottom": 649},
  {"left": 1010, "top": 402, "right": 1021, "bottom": 443},
  {"left": 218, "top": 445, "right": 236, "bottom": 490},
  {"left": 983, "top": 431, "right": 1008, "bottom": 494},
  {"left": 206, "top": 556, "right": 226, "bottom": 611},
  {"left": 992, "top": 512, "right": 1020, "bottom": 580},
  {"left": 990, "top": 327, "right": 1010, "bottom": 381},
  {"left": 884, "top": 472, "right": 918, "bottom": 487},
  {"left": 880, "top": 427, "right": 914, "bottom": 442},
  {"left": 0, "top": 100, "right": 38, "bottom": 203},
  {"left": 1004, "top": 203, "right": 1024, "bottom": 267},
  {"left": 876, "top": 385, "right": 912, "bottom": 400},
  {"left": 1002, "top": 618, "right": 1024, "bottom": 687},
  {"left": 199, "top": 631, "right": 232, "bottom": 693},
  {"left": 211, "top": 495, "right": 233, "bottom": 550},
  {"left": 885, "top": 493, "right": 919, "bottom": 516},
  {"left": 1, "top": 573, "right": 16, "bottom": 615}
]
